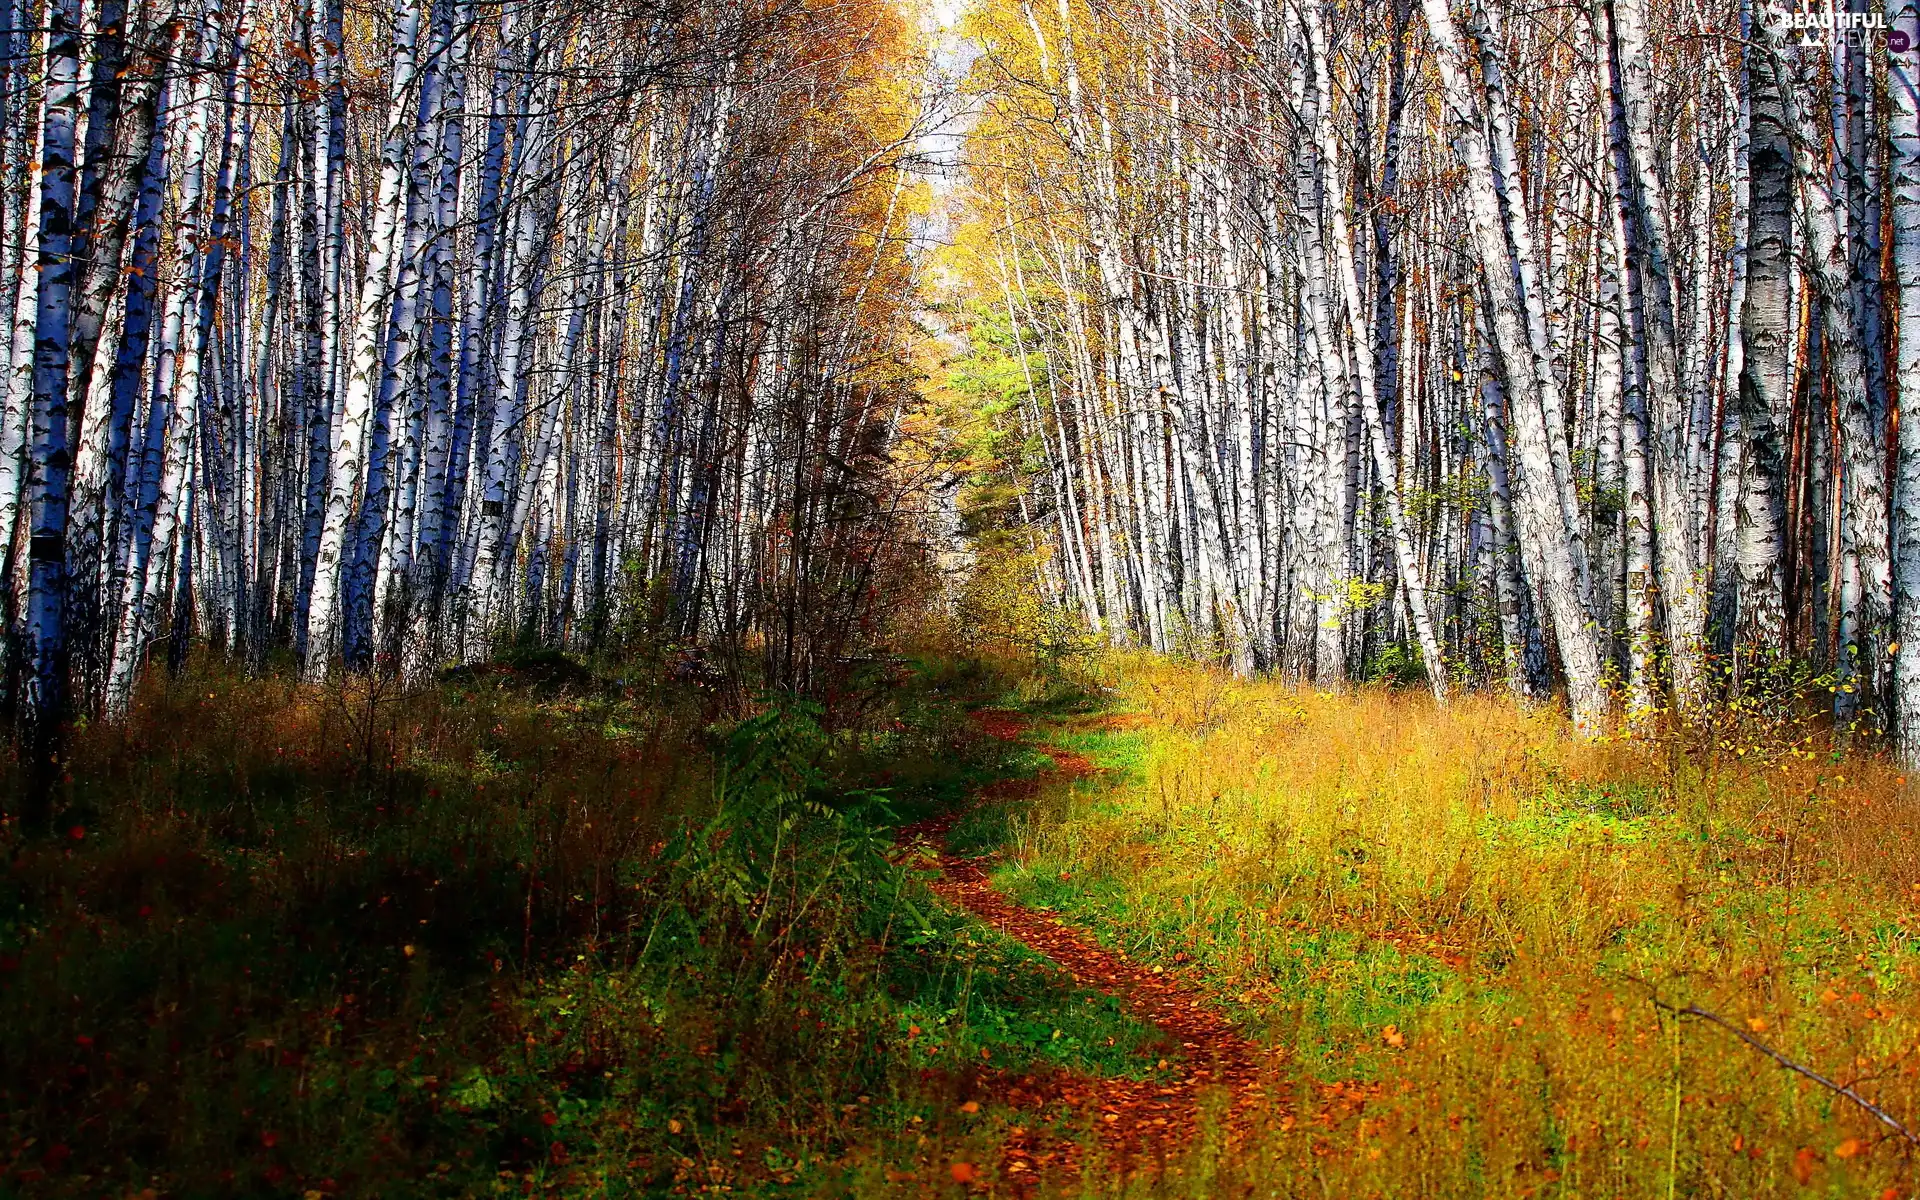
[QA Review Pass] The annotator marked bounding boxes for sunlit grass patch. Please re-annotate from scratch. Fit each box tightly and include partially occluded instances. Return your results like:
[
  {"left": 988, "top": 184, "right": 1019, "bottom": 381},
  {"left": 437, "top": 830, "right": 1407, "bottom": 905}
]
[
  {"left": 887, "top": 914, "right": 1176, "bottom": 1082},
  {"left": 995, "top": 848, "right": 1466, "bottom": 1065},
  {"left": 975, "top": 654, "right": 1920, "bottom": 1197},
  {"left": 1046, "top": 721, "right": 1153, "bottom": 779}
]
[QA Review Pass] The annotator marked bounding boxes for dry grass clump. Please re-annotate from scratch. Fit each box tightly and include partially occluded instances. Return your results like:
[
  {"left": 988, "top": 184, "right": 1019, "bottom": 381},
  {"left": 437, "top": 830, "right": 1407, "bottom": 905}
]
[
  {"left": 1003, "top": 655, "right": 1920, "bottom": 1197},
  {"left": 0, "top": 656, "right": 702, "bottom": 1195}
]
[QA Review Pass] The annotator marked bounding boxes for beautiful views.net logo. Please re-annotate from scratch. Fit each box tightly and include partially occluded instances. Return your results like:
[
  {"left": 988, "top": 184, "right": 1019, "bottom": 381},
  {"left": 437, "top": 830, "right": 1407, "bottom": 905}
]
[{"left": 1761, "top": 2, "right": 1901, "bottom": 48}]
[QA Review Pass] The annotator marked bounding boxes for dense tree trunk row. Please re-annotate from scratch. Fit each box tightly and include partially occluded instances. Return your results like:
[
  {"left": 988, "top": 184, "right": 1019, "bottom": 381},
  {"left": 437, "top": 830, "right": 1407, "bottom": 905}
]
[
  {"left": 0, "top": 0, "right": 930, "bottom": 751},
  {"left": 949, "top": 0, "right": 1920, "bottom": 749}
]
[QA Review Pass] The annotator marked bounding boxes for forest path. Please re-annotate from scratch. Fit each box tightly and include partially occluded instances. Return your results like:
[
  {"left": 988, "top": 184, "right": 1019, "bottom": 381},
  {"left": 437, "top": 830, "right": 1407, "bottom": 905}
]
[{"left": 898, "top": 710, "right": 1275, "bottom": 1189}]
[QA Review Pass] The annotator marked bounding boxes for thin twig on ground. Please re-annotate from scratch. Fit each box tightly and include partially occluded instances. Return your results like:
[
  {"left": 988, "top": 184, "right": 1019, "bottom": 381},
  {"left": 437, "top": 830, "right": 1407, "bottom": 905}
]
[{"left": 1651, "top": 998, "right": 1920, "bottom": 1148}]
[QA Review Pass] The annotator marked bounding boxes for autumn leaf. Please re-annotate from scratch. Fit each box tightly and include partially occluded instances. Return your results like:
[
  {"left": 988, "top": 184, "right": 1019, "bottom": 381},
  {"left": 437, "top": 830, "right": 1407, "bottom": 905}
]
[
  {"left": 950, "top": 1161, "right": 976, "bottom": 1182},
  {"left": 1793, "top": 1147, "right": 1819, "bottom": 1185},
  {"left": 959, "top": 1101, "right": 979, "bottom": 1114},
  {"left": 1834, "top": 1138, "right": 1863, "bottom": 1159}
]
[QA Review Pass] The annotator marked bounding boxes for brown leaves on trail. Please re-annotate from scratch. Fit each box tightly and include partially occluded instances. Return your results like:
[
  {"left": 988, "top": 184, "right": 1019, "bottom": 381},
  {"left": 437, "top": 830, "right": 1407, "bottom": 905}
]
[
  {"left": 973, "top": 708, "right": 1099, "bottom": 780},
  {"left": 972, "top": 710, "right": 1029, "bottom": 743},
  {"left": 895, "top": 709, "right": 1279, "bottom": 1188}
]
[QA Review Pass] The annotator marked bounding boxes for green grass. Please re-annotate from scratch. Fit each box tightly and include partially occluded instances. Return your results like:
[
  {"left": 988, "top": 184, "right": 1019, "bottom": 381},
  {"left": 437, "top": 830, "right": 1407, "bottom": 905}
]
[
  {"left": 996, "top": 860, "right": 1466, "bottom": 1069},
  {"left": 1044, "top": 724, "right": 1151, "bottom": 779},
  {"left": 886, "top": 913, "right": 1175, "bottom": 1083}
]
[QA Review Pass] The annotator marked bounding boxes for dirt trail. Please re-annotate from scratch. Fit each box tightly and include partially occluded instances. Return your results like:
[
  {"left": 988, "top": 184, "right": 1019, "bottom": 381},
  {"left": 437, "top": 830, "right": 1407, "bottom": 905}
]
[{"left": 899, "top": 710, "right": 1274, "bottom": 1188}]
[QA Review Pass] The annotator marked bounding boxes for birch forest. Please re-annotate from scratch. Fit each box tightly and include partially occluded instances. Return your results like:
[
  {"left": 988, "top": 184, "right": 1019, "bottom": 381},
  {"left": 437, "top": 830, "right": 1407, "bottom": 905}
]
[
  {"left": 15, "top": 0, "right": 1920, "bottom": 1192},
  {"left": 943, "top": 0, "right": 1920, "bottom": 755},
  {"left": 2, "top": 0, "right": 1920, "bottom": 762},
  {"left": 0, "top": 0, "right": 930, "bottom": 760}
]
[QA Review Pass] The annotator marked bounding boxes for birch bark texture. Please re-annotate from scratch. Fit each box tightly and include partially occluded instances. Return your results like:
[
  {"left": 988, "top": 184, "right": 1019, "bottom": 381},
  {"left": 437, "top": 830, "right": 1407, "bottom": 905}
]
[{"left": 950, "top": 0, "right": 1918, "bottom": 745}]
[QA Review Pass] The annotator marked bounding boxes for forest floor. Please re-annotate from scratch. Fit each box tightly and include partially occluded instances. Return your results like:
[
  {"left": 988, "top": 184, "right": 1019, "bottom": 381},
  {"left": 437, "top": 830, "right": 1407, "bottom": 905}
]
[
  {"left": 920, "top": 656, "right": 1920, "bottom": 1199},
  {"left": 897, "top": 710, "right": 1270, "bottom": 1189},
  {"left": 5, "top": 650, "right": 1920, "bottom": 1197}
]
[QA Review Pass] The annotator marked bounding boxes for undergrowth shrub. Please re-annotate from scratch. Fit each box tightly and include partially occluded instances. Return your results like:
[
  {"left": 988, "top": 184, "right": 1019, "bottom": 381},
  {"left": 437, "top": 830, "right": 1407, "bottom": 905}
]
[
  {"left": 0, "top": 648, "right": 1172, "bottom": 1197},
  {"left": 0, "top": 655, "right": 701, "bottom": 1195},
  {"left": 934, "top": 548, "right": 1100, "bottom": 696}
]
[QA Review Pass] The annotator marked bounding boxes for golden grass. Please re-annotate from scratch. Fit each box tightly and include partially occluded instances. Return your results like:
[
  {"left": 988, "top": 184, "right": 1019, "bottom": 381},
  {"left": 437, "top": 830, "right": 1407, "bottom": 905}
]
[{"left": 1001, "top": 654, "right": 1920, "bottom": 1197}]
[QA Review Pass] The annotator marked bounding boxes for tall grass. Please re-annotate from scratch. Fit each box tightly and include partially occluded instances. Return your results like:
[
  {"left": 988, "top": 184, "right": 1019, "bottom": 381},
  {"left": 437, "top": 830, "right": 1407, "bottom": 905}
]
[
  {"left": 14, "top": 644, "right": 1920, "bottom": 1196},
  {"left": 0, "top": 651, "right": 1168, "bottom": 1196},
  {"left": 1, "top": 655, "right": 722, "bottom": 1195},
  {"left": 994, "top": 655, "right": 1920, "bottom": 1197}
]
